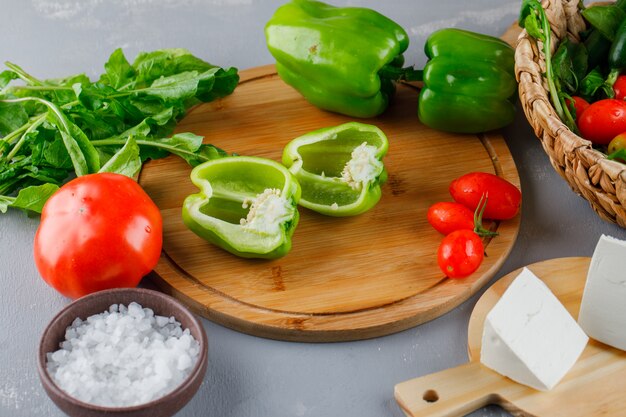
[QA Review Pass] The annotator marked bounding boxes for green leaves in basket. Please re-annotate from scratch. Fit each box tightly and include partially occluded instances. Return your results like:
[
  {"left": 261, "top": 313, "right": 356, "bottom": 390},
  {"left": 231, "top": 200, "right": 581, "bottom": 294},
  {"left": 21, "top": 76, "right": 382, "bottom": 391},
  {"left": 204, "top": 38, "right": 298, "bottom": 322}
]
[
  {"left": 581, "top": 6, "right": 626, "bottom": 42},
  {"left": 518, "top": 0, "right": 577, "bottom": 133},
  {"left": 0, "top": 48, "right": 238, "bottom": 214}
]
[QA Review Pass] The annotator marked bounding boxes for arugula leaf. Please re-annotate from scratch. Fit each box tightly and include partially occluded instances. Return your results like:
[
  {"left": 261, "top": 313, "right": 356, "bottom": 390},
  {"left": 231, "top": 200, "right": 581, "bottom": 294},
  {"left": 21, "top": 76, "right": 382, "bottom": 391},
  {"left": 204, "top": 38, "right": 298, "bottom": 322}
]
[
  {"left": 101, "top": 48, "right": 136, "bottom": 90},
  {"left": 0, "top": 183, "right": 59, "bottom": 214},
  {"left": 0, "top": 70, "right": 18, "bottom": 90},
  {"left": 0, "top": 101, "right": 29, "bottom": 136},
  {"left": 98, "top": 135, "right": 141, "bottom": 177},
  {"left": 0, "top": 48, "right": 238, "bottom": 215}
]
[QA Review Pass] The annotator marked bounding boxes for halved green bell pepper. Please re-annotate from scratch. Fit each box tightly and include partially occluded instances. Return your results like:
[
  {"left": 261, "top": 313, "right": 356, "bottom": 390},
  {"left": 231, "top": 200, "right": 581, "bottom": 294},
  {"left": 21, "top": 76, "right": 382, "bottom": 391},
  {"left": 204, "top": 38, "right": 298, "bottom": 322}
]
[
  {"left": 182, "top": 156, "right": 301, "bottom": 259},
  {"left": 417, "top": 28, "right": 517, "bottom": 133},
  {"left": 282, "top": 122, "right": 388, "bottom": 216},
  {"left": 265, "top": 0, "right": 409, "bottom": 118}
]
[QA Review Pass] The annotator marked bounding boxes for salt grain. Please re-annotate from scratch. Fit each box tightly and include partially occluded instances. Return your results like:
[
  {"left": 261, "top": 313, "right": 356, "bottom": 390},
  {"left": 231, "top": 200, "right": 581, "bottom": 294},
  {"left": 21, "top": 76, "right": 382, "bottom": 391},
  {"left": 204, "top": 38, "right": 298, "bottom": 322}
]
[{"left": 46, "top": 302, "right": 200, "bottom": 407}]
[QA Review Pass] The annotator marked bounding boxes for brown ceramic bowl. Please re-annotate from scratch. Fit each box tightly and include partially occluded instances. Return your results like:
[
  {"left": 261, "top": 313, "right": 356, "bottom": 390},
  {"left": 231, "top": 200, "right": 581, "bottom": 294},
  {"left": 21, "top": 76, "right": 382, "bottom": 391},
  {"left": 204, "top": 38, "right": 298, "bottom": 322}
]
[{"left": 38, "top": 287, "right": 208, "bottom": 417}]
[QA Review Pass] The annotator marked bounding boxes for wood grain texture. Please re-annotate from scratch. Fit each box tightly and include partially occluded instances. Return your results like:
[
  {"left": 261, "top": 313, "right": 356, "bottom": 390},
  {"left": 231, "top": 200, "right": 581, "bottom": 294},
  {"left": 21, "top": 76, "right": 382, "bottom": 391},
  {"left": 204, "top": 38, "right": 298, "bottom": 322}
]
[
  {"left": 395, "top": 257, "right": 626, "bottom": 417},
  {"left": 138, "top": 65, "right": 521, "bottom": 342}
]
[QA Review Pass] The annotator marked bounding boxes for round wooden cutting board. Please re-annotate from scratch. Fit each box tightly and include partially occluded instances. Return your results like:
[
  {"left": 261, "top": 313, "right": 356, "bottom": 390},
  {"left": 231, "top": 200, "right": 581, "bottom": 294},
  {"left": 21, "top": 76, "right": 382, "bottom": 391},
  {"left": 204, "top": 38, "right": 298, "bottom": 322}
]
[
  {"left": 395, "top": 257, "right": 626, "bottom": 417},
  {"left": 138, "top": 64, "right": 521, "bottom": 342}
]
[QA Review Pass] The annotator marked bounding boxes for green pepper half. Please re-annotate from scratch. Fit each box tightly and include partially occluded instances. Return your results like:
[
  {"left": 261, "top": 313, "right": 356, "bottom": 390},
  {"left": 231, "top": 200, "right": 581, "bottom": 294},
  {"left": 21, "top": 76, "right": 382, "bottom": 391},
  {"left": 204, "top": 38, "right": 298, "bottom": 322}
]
[
  {"left": 265, "top": 0, "right": 409, "bottom": 118},
  {"left": 282, "top": 122, "right": 388, "bottom": 216},
  {"left": 182, "top": 156, "right": 301, "bottom": 259}
]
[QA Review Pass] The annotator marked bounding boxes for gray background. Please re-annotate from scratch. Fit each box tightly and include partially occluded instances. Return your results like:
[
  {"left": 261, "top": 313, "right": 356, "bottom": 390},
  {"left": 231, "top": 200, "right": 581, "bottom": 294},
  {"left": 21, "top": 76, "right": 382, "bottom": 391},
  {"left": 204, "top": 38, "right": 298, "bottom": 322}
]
[{"left": 1, "top": 1, "right": 623, "bottom": 416}]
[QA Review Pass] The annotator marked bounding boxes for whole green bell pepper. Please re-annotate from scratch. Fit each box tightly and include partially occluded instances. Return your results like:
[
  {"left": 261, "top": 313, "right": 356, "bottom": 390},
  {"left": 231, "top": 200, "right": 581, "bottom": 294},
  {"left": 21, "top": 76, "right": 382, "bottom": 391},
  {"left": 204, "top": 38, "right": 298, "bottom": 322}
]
[
  {"left": 282, "top": 122, "right": 388, "bottom": 216},
  {"left": 182, "top": 156, "right": 301, "bottom": 259},
  {"left": 417, "top": 28, "right": 517, "bottom": 133},
  {"left": 265, "top": 0, "right": 409, "bottom": 118}
]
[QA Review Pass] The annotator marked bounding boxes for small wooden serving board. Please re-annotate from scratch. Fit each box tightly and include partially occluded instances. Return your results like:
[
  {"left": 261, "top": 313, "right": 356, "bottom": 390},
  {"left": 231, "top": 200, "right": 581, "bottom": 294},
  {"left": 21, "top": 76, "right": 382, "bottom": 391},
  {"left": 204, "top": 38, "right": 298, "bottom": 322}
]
[
  {"left": 138, "top": 64, "right": 521, "bottom": 342},
  {"left": 395, "top": 257, "right": 626, "bottom": 417}
]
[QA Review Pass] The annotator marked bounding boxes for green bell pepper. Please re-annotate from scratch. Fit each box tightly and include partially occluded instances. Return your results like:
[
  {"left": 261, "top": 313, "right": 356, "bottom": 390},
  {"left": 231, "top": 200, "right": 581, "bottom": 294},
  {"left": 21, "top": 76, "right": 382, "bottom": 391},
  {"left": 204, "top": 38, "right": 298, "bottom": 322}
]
[
  {"left": 282, "top": 122, "right": 388, "bottom": 216},
  {"left": 417, "top": 28, "right": 517, "bottom": 133},
  {"left": 182, "top": 156, "right": 301, "bottom": 259},
  {"left": 265, "top": 0, "right": 409, "bottom": 118}
]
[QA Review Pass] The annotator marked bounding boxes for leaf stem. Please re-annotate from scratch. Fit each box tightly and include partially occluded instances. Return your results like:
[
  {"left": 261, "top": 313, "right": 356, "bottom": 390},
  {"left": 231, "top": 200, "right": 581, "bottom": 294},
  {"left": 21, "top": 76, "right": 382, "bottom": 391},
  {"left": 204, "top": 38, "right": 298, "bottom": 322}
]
[
  {"left": 91, "top": 138, "right": 207, "bottom": 161},
  {"left": 4, "top": 115, "right": 46, "bottom": 161},
  {"left": 4, "top": 62, "right": 44, "bottom": 86},
  {"left": 537, "top": 5, "right": 578, "bottom": 132}
]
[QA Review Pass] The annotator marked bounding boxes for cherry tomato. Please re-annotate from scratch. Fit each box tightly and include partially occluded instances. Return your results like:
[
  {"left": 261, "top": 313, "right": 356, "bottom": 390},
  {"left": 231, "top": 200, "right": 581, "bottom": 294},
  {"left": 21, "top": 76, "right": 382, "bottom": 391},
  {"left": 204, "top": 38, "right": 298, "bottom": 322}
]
[
  {"left": 577, "top": 99, "right": 626, "bottom": 146},
  {"left": 614, "top": 75, "right": 626, "bottom": 100},
  {"left": 449, "top": 172, "right": 521, "bottom": 220},
  {"left": 609, "top": 132, "right": 626, "bottom": 154},
  {"left": 437, "top": 229, "right": 484, "bottom": 279},
  {"left": 427, "top": 202, "right": 474, "bottom": 235},
  {"left": 34, "top": 173, "right": 163, "bottom": 299},
  {"left": 566, "top": 96, "right": 590, "bottom": 119}
]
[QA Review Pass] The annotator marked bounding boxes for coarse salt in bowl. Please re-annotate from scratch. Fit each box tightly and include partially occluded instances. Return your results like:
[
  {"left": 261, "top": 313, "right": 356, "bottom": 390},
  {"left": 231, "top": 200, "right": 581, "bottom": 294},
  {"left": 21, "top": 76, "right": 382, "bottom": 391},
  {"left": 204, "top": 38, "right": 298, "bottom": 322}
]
[{"left": 38, "top": 288, "right": 208, "bottom": 417}]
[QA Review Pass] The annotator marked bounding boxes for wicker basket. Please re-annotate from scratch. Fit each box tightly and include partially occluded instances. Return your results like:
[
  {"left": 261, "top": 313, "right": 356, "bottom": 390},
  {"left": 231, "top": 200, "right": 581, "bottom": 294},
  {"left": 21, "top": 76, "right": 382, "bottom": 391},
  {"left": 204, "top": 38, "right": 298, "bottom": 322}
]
[{"left": 516, "top": 0, "right": 626, "bottom": 227}]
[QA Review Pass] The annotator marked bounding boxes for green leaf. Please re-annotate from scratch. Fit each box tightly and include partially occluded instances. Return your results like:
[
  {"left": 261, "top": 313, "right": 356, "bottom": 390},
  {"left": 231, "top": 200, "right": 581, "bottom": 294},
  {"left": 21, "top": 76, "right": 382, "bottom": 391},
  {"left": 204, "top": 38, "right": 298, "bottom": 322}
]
[
  {"left": 519, "top": 0, "right": 545, "bottom": 41},
  {"left": 45, "top": 106, "right": 100, "bottom": 175},
  {"left": 73, "top": 82, "right": 118, "bottom": 111},
  {"left": 608, "top": 148, "right": 626, "bottom": 162},
  {"left": 0, "top": 183, "right": 59, "bottom": 214},
  {"left": 197, "top": 67, "right": 239, "bottom": 102},
  {"left": 582, "top": 5, "right": 626, "bottom": 42},
  {"left": 132, "top": 48, "right": 207, "bottom": 86},
  {"left": 0, "top": 70, "right": 18, "bottom": 89},
  {"left": 552, "top": 38, "right": 588, "bottom": 93},
  {"left": 98, "top": 135, "right": 141, "bottom": 177},
  {"left": 580, "top": 67, "right": 613, "bottom": 100},
  {"left": 140, "top": 70, "right": 217, "bottom": 102},
  {"left": 43, "top": 134, "right": 73, "bottom": 169},
  {"left": 101, "top": 48, "right": 136, "bottom": 90},
  {"left": 0, "top": 101, "right": 29, "bottom": 136}
]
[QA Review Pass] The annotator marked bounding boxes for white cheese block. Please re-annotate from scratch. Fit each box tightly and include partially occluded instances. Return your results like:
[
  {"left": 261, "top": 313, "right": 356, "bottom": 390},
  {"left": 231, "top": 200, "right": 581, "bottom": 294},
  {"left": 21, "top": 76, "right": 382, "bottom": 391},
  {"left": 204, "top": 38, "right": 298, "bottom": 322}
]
[
  {"left": 481, "top": 268, "right": 588, "bottom": 391},
  {"left": 578, "top": 234, "right": 626, "bottom": 351}
]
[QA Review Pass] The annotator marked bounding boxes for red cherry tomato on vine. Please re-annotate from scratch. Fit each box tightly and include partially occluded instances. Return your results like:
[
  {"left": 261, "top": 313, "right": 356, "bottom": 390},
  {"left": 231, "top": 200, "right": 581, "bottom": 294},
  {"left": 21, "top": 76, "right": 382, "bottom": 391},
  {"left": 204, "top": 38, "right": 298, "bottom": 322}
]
[
  {"left": 566, "top": 96, "right": 590, "bottom": 119},
  {"left": 577, "top": 99, "right": 626, "bottom": 146},
  {"left": 614, "top": 75, "right": 626, "bottom": 101},
  {"left": 34, "top": 173, "right": 163, "bottom": 299},
  {"left": 427, "top": 202, "right": 474, "bottom": 235},
  {"left": 449, "top": 172, "right": 521, "bottom": 220},
  {"left": 437, "top": 229, "right": 484, "bottom": 279}
]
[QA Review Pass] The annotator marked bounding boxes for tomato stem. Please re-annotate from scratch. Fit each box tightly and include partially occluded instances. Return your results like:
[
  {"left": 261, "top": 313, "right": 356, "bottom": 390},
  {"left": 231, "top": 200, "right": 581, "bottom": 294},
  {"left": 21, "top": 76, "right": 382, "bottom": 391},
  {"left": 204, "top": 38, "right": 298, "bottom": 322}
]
[{"left": 473, "top": 193, "right": 499, "bottom": 237}]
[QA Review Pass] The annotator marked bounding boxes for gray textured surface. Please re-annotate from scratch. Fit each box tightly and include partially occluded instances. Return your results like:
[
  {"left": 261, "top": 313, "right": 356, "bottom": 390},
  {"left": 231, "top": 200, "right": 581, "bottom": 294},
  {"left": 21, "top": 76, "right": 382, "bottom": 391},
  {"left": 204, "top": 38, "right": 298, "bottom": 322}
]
[{"left": 1, "top": 1, "right": 625, "bottom": 416}]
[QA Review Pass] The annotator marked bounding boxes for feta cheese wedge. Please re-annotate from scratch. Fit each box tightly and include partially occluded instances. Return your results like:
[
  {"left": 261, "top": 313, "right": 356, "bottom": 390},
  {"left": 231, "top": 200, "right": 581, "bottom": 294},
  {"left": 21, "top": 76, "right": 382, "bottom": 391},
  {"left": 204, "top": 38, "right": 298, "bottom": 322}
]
[
  {"left": 578, "top": 234, "right": 626, "bottom": 351},
  {"left": 481, "top": 268, "right": 588, "bottom": 391}
]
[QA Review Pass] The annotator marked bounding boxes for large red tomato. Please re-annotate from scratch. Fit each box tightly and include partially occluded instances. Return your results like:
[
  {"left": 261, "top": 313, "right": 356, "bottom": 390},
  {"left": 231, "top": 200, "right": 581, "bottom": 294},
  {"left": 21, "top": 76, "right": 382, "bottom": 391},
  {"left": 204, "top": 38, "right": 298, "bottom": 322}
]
[{"left": 34, "top": 173, "right": 163, "bottom": 299}]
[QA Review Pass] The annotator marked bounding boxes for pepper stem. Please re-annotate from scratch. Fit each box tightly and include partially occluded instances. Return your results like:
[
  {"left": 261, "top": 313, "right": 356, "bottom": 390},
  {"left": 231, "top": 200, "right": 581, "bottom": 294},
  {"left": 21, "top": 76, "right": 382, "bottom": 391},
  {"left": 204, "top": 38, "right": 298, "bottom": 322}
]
[
  {"left": 474, "top": 193, "right": 499, "bottom": 238},
  {"left": 379, "top": 64, "right": 423, "bottom": 82}
]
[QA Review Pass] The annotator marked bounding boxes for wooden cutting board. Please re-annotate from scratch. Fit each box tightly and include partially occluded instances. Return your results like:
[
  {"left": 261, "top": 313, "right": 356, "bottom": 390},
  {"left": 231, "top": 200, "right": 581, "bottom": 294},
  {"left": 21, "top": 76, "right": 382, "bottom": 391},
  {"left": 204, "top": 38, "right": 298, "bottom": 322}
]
[
  {"left": 137, "top": 63, "right": 521, "bottom": 342},
  {"left": 395, "top": 257, "right": 626, "bottom": 416}
]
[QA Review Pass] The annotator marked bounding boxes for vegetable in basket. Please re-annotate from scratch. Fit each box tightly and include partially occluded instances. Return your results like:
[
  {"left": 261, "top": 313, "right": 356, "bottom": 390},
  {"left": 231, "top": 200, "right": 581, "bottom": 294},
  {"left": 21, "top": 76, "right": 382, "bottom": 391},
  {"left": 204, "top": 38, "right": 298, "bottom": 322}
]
[
  {"left": 182, "top": 156, "right": 301, "bottom": 259},
  {"left": 265, "top": 0, "right": 517, "bottom": 133},
  {"left": 282, "top": 122, "right": 388, "bottom": 216}
]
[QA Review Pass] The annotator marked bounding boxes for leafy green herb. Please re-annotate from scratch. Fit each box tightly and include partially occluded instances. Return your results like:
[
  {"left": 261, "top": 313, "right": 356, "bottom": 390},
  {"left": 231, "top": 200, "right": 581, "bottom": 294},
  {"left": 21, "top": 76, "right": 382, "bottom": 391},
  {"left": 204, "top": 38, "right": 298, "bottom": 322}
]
[
  {"left": 580, "top": 67, "right": 614, "bottom": 101},
  {"left": 0, "top": 48, "right": 238, "bottom": 214},
  {"left": 0, "top": 183, "right": 59, "bottom": 214}
]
